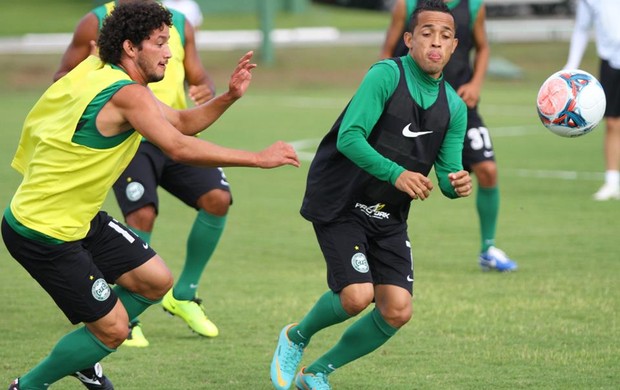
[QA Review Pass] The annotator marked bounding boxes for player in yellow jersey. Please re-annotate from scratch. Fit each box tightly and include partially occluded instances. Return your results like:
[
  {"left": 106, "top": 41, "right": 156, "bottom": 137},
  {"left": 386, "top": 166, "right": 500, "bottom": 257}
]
[
  {"left": 55, "top": 0, "right": 230, "bottom": 348},
  {"left": 3, "top": 3, "right": 299, "bottom": 389}
]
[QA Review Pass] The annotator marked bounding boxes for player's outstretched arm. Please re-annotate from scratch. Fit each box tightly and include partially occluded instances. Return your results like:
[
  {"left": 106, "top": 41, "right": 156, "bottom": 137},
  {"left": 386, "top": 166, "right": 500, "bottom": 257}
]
[
  {"left": 161, "top": 51, "right": 257, "bottom": 135},
  {"left": 108, "top": 74, "right": 299, "bottom": 169}
]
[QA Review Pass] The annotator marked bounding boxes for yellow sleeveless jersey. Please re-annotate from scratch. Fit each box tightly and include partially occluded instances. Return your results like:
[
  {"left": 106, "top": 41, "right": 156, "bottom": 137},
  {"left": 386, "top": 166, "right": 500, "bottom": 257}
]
[
  {"left": 99, "top": 1, "right": 187, "bottom": 109},
  {"left": 9, "top": 55, "right": 142, "bottom": 241}
]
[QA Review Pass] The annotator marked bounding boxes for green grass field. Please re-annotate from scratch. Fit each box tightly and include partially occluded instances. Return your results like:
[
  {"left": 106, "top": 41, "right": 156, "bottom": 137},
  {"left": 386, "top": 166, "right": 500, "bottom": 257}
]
[{"left": 0, "top": 5, "right": 618, "bottom": 389}]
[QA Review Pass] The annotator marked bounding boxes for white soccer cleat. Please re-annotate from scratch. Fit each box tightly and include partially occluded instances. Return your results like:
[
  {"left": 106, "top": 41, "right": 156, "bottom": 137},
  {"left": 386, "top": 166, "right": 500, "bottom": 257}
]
[{"left": 592, "top": 184, "right": 620, "bottom": 201}]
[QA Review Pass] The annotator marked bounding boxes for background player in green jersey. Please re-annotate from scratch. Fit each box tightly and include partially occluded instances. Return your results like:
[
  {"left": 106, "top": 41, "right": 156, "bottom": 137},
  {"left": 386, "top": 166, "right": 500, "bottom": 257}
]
[
  {"left": 4, "top": 3, "right": 298, "bottom": 389},
  {"left": 382, "top": 0, "right": 517, "bottom": 272},
  {"left": 270, "top": 1, "right": 471, "bottom": 389},
  {"left": 55, "top": 0, "right": 229, "bottom": 347}
]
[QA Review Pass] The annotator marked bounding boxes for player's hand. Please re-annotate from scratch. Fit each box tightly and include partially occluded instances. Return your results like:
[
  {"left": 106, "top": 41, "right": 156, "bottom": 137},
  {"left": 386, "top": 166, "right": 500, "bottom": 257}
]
[
  {"left": 456, "top": 82, "right": 480, "bottom": 109},
  {"left": 188, "top": 84, "right": 215, "bottom": 105},
  {"left": 227, "top": 51, "right": 257, "bottom": 100},
  {"left": 256, "top": 141, "right": 300, "bottom": 168},
  {"left": 394, "top": 171, "right": 433, "bottom": 200},
  {"left": 449, "top": 170, "right": 472, "bottom": 197}
]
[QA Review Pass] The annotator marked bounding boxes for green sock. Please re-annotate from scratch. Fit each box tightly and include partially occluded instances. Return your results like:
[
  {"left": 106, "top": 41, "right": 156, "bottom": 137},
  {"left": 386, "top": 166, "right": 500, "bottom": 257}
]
[
  {"left": 477, "top": 186, "right": 499, "bottom": 252},
  {"left": 19, "top": 327, "right": 114, "bottom": 389},
  {"left": 306, "top": 308, "right": 397, "bottom": 375},
  {"left": 174, "top": 210, "right": 226, "bottom": 301},
  {"left": 126, "top": 228, "right": 152, "bottom": 325},
  {"left": 114, "top": 285, "right": 161, "bottom": 324},
  {"left": 130, "top": 228, "right": 151, "bottom": 244},
  {"left": 289, "top": 291, "right": 352, "bottom": 346},
  {"left": 114, "top": 285, "right": 161, "bottom": 318}
]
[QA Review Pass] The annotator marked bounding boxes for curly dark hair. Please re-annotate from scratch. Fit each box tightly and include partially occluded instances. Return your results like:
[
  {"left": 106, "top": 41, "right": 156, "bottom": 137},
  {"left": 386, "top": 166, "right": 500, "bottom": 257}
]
[
  {"left": 407, "top": 0, "right": 454, "bottom": 33},
  {"left": 98, "top": 1, "right": 172, "bottom": 65}
]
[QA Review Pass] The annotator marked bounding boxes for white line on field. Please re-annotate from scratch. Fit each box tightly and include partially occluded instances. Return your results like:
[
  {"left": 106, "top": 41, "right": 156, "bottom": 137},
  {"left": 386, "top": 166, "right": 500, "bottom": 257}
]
[
  {"left": 289, "top": 138, "right": 604, "bottom": 181},
  {"left": 503, "top": 169, "right": 604, "bottom": 181}
]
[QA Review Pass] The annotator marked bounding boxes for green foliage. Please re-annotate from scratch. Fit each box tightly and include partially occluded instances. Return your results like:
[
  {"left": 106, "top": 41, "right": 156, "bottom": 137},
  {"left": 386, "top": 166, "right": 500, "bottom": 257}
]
[
  {"left": 0, "top": 2, "right": 391, "bottom": 36},
  {"left": 0, "top": 28, "right": 617, "bottom": 390},
  {"left": 0, "top": 0, "right": 93, "bottom": 35}
]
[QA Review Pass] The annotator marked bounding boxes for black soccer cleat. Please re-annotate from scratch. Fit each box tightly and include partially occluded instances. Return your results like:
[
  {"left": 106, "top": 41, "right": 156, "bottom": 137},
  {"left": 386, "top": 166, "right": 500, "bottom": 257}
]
[
  {"left": 7, "top": 378, "right": 19, "bottom": 390},
  {"left": 71, "top": 362, "right": 114, "bottom": 390}
]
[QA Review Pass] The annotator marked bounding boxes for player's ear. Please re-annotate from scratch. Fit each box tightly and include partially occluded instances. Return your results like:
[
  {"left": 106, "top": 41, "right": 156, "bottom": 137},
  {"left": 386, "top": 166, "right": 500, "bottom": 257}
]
[
  {"left": 451, "top": 37, "right": 458, "bottom": 54},
  {"left": 123, "top": 39, "right": 137, "bottom": 58},
  {"left": 404, "top": 32, "right": 413, "bottom": 50}
]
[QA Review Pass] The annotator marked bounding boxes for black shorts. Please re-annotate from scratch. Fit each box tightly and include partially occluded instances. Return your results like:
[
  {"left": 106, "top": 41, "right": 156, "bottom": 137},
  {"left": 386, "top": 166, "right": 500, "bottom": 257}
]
[
  {"left": 461, "top": 108, "right": 496, "bottom": 171},
  {"left": 312, "top": 213, "right": 413, "bottom": 294},
  {"left": 1, "top": 212, "right": 156, "bottom": 324},
  {"left": 600, "top": 59, "right": 620, "bottom": 118},
  {"left": 112, "top": 141, "right": 232, "bottom": 215}
]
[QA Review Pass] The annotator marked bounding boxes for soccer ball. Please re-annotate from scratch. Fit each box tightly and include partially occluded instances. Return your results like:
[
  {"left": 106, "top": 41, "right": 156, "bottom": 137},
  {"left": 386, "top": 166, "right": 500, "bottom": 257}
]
[{"left": 536, "top": 69, "right": 606, "bottom": 137}]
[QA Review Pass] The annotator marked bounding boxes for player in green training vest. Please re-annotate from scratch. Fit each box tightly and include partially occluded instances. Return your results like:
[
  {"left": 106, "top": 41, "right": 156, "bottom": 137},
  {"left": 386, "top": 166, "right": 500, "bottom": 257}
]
[
  {"left": 270, "top": 1, "right": 472, "bottom": 389},
  {"left": 4, "top": 3, "right": 299, "bottom": 390},
  {"left": 382, "top": 0, "right": 518, "bottom": 272},
  {"left": 55, "top": 0, "right": 228, "bottom": 347}
]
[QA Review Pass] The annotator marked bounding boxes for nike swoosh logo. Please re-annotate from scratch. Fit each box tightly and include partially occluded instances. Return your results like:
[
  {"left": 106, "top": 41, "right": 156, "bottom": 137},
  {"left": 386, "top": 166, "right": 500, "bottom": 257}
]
[
  {"left": 483, "top": 150, "right": 495, "bottom": 158},
  {"left": 402, "top": 123, "right": 433, "bottom": 138},
  {"left": 73, "top": 373, "right": 102, "bottom": 386},
  {"left": 275, "top": 356, "right": 287, "bottom": 386},
  {"left": 407, "top": 275, "right": 414, "bottom": 282},
  {"left": 142, "top": 243, "right": 149, "bottom": 249}
]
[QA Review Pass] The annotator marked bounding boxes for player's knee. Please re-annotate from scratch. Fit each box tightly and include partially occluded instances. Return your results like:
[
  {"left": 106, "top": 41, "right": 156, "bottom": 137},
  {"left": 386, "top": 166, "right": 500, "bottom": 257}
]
[
  {"left": 606, "top": 116, "right": 620, "bottom": 132},
  {"left": 379, "top": 303, "right": 412, "bottom": 329},
  {"left": 197, "top": 190, "right": 231, "bottom": 216},
  {"left": 107, "top": 321, "right": 133, "bottom": 348},
  {"left": 148, "top": 269, "right": 173, "bottom": 300},
  {"left": 474, "top": 161, "right": 497, "bottom": 187},
  {"left": 128, "top": 257, "right": 174, "bottom": 301},
  {"left": 157, "top": 273, "right": 174, "bottom": 299},
  {"left": 340, "top": 286, "right": 374, "bottom": 316},
  {"left": 125, "top": 205, "right": 157, "bottom": 231},
  {"left": 88, "top": 307, "right": 131, "bottom": 348}
]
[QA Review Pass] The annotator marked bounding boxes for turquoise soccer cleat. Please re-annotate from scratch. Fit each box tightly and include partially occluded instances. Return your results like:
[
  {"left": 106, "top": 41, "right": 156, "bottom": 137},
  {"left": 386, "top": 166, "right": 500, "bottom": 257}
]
[{"left": 270, "top": 323, "right": 305, "bottom": 390}]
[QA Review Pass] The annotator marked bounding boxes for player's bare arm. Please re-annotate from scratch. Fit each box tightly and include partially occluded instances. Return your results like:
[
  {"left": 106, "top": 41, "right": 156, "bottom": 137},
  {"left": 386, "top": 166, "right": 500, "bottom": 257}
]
[
  {"left": 394, "top": 170, "right": 434, "bottom": 200},
  {"left": 456, "top": 5, "right": 489, "bottom": 108},
  {"left": 159, "top": 51, "right": 256, "bottom": 134},
  {"left": 183, "top": 19, "right": 216, "bottom": 104},
  {"left": 101, "top": 80, "right": 299, "bottom": 169},
  {"left": 53, "top": 12, "right": 99, "bottom": 81},
  {"left": 380, "top": 0, "right": 407, "bottom": 59}
]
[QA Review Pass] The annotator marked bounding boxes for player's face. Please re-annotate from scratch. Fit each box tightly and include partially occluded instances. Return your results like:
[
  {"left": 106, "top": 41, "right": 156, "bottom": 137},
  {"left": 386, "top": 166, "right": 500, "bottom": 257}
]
[
  {"left": 136, "top": 24, "right": 172, "bottom": 83},
  {"left": 404, "top": 10, "right": 457, "bottom": 78}
]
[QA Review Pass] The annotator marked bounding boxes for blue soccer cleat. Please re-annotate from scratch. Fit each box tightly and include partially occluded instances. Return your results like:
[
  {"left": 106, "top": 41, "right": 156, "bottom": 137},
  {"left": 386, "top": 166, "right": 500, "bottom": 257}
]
[
  {"left": 295, "top": 367, "right": 331, "bottom": 390},
  {"left": 271, "top": 323, "right": 305, "bottom": 390},
  {"left": 479, "top": 246, "right": 517, "bottom": 272}
]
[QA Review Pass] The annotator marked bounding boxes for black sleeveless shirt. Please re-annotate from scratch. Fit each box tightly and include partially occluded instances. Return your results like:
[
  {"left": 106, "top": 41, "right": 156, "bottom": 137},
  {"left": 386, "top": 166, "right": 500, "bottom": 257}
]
[{"left": 301, "top": 58, "right": 451, "bottom": 224}]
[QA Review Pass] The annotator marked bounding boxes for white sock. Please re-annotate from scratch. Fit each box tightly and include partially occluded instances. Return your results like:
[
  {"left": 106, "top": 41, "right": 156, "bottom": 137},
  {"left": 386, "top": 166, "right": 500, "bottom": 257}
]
[{"left": 604, "top": 170, "right": 620, "bottom": 188}]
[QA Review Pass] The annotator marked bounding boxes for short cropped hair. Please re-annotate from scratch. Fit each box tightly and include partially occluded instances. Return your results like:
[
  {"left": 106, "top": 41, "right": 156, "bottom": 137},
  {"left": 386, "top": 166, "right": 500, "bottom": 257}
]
[
  {"left": 407, "top": 0, "right": 454, "bottom": 33},
  {"left": 98, "top": 1, "right": 172, "bottom": 65}
]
